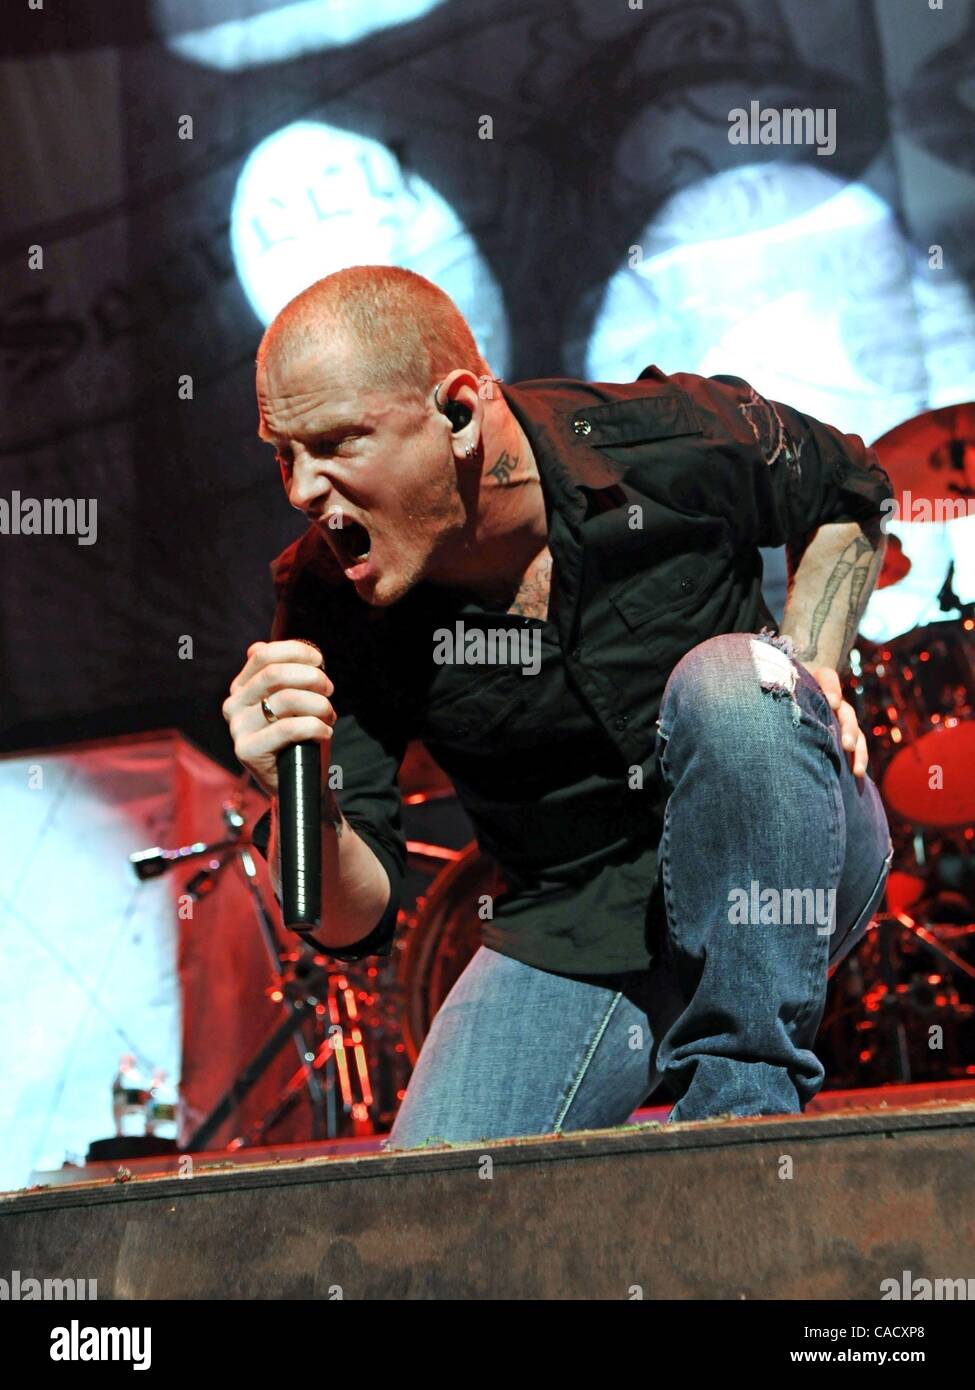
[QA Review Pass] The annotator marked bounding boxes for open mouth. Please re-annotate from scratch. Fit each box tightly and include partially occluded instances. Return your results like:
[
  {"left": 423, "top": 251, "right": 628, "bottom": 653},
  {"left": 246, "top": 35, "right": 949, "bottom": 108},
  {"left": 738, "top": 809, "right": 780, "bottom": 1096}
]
[{"left": 328, "top": 516, "right": 372, "bottom": 567}]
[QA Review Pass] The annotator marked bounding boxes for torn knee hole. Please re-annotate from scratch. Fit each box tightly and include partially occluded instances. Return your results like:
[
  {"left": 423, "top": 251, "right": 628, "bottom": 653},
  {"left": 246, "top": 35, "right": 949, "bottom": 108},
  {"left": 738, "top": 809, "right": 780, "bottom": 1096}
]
[{"left": 749, "top": 633, "right": 802, "bottom": 725}]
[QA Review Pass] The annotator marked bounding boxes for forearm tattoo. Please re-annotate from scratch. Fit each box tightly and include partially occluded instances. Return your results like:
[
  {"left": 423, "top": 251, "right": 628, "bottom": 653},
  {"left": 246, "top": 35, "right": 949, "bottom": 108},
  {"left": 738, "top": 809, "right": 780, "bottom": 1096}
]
[{"left": 799, "top": 533, "right": 877, "bottom": 665}]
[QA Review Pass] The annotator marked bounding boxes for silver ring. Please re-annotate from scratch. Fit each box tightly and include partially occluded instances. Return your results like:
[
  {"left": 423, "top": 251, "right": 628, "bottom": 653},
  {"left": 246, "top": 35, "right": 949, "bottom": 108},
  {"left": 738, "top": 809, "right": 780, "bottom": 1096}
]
[{"left": 260, "top": 697, "right": 279, "bottom": 724}]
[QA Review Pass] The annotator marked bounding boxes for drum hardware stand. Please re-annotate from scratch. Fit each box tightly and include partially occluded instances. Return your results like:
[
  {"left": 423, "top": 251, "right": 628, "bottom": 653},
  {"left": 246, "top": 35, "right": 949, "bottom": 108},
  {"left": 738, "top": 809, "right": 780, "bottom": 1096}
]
[
  {"left": 875, "top": 916, "right": 914, "bottom": 1082},
  {"left": 890, "top": 913, "right": 975, "bottom": 986},
  {"left": 220, "top": 952, "right": 377, "bottom": 1148},
  {"left": 936, "top": 562, "right": 962, "bottom": 615},
  {"left": 128, "top": 776, "right": 472, "bottom": 1150},
  {"left": 130, "top": 783, "right": 344, "bottom": 1149},
  {"left": 832, "top": 908, "right": 975, "bottom": 1083}
]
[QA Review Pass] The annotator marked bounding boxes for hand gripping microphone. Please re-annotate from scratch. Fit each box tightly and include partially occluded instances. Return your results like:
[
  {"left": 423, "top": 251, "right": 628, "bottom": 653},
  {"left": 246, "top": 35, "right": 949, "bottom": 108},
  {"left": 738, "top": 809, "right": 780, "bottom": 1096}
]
[{"left": 276, "top": 639, "right": 323, "bottom": 929}]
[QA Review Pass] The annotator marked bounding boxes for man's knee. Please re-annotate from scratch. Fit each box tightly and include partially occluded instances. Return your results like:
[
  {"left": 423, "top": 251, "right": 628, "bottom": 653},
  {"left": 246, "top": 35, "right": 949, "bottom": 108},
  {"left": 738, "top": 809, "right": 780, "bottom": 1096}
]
[
  {"left": 663, "top": 631, "right": 768, "bottom": 706},
  {"left": 660, "top": 630, "right": 803, "bottom": 739}
]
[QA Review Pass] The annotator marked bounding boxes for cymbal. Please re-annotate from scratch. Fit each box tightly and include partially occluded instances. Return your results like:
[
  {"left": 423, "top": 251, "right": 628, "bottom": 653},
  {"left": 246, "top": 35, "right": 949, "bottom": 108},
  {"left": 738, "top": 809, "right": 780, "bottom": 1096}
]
[{"left": 871, "top": 403, "right": 975, "bottom": 519}]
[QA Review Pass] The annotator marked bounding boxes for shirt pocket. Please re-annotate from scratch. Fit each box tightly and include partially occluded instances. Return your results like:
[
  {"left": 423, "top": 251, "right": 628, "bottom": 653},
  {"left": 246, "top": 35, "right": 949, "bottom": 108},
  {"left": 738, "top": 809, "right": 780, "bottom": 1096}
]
[
  {"left": 419, "top": 671, "right": 526, "bottom": 752},
  {"left": 608, "top": 547, "right": 727, "bottom": 648}
]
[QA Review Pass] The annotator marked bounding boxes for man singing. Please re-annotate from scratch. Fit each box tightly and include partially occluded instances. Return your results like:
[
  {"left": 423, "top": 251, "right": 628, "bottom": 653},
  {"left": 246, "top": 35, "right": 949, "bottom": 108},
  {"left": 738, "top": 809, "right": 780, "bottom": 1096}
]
[{"left": 222, "top": 264, "right": 894, "bottom": 1144}]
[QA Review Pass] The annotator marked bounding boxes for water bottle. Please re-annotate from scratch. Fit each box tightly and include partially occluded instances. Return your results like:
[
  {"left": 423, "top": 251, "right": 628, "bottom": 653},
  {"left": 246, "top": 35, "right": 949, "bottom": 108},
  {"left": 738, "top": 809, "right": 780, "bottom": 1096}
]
[
  {"left": 112, "top": 1054, "right": 148, "bottom": 1137},
  {"left": 146, "top": 1069, "right": 179, "bottom": 1140}
]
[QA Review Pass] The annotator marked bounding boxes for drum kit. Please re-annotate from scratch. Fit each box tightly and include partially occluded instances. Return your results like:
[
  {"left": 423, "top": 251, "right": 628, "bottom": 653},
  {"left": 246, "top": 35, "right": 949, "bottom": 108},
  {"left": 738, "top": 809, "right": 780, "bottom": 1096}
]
[
  {"left": 820, "top": 403, "right": 975, "bottom": 1088},
  {"left": 151, "top": 403, "right": 975, "bottom": 1145}
]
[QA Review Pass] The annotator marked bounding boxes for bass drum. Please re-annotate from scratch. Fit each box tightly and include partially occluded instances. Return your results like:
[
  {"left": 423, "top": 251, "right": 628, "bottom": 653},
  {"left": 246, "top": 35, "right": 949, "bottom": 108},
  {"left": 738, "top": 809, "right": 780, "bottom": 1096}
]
[
  {"left": 397, "top": 843, "right": 502, "bottom": 1066},
  {"left": 853, "top": 620, "right": 975, "bottom": 828}
]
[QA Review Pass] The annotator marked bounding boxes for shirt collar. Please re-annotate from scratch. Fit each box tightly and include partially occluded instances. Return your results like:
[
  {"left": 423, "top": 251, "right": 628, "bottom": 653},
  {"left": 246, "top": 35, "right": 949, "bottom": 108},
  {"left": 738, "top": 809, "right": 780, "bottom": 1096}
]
[{"left": 498, "top": 379, "right": 589, "bottom": 531}]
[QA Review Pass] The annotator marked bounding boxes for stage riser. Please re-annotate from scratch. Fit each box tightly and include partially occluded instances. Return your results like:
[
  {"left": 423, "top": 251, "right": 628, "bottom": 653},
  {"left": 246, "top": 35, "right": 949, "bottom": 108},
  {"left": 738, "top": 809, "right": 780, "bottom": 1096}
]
[{"left": 2, "top": 1107, "right": 973, "bottom": 1299}]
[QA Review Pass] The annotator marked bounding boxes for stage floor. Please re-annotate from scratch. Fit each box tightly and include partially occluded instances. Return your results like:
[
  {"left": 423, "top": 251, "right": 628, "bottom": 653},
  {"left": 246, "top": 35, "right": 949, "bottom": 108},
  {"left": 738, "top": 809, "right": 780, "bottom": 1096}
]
[{"left": 19, "top": 1075, "right": 975, "bottom": 1194}]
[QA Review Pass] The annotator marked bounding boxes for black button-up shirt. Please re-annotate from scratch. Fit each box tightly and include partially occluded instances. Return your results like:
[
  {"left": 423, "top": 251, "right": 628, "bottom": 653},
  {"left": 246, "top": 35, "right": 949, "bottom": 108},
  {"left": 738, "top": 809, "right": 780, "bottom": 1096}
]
[{"left": 251, "top": 366, "right": 894, "bottom": 974}]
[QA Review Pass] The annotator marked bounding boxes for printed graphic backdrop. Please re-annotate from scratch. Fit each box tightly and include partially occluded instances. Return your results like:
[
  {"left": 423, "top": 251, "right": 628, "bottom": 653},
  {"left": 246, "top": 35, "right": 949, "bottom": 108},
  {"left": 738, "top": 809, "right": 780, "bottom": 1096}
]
[{"left": 2, "top": 0, "right": 974, "bottom": 760}]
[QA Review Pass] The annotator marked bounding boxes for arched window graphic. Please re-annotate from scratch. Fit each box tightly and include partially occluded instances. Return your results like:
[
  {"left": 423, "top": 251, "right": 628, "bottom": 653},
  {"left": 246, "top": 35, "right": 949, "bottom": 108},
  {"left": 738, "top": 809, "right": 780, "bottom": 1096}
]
[
  {"left": 230, "top": 120, "right": 509, "bottom": 378},
  {"left": 582, "top": 163, "right": 975, "bottom": 639}
]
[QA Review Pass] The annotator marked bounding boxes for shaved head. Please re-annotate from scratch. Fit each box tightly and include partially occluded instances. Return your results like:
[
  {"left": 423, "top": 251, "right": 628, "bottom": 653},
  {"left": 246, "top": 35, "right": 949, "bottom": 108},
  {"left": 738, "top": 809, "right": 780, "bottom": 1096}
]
[
  {"left": 257, "top": 264, "right": 491, "bottom": 399},
  {"left": 254, "top": 263, "right": 540, "bottom": 613}
]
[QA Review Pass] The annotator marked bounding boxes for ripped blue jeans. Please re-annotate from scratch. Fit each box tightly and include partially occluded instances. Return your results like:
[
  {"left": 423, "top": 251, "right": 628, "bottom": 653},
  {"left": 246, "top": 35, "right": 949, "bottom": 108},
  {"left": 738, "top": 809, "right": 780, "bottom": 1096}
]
[
  {"left": 648, "top": 627, "right": 893, "bottom": 1120},
  {"left": 384, "top": 630, "right": 894, "bottom": 1149}
]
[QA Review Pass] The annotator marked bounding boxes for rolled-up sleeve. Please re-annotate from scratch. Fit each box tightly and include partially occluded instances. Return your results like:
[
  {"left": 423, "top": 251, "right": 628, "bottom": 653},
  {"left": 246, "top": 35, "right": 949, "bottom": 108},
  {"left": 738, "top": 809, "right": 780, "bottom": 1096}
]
[
  {"left": 670, "top": 371, "right": 895, "bottom": 549},
  {"left": 319, "top": 701, "right": 408, "bottom": 961},
  {"left": 250, "top": 702, "right": 406, "bottom": 961}
]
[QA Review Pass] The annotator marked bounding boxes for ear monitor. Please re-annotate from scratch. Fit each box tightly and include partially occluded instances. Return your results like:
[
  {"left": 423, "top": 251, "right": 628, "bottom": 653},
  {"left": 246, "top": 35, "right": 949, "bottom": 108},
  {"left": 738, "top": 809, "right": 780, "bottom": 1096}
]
[
  {"left": 433, "top": 380, "right": 473, "bottom": 432},
  {"left": 444, "top": 400, "right": 472, "bottom": 432}
]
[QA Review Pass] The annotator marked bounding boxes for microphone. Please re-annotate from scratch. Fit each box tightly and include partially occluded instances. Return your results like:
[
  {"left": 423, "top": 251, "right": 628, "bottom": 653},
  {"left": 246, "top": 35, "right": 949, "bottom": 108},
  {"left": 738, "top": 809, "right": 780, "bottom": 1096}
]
[{"left": 277, "top": 741, "right": 322, "bottom": 929}]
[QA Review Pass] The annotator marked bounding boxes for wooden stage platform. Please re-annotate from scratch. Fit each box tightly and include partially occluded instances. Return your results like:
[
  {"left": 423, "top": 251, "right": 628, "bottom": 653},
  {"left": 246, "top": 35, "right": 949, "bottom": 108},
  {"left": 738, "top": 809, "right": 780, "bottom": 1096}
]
[{"left": 3, "top": 1081, "right": 974, "bottom": 1300}]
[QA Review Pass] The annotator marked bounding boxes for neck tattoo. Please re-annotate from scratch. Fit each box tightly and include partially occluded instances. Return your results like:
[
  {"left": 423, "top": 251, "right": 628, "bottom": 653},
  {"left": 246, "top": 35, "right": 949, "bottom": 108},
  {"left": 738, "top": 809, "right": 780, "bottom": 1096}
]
[{"left": 487, "top": 450, "right": 517, "bottom": 485}]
